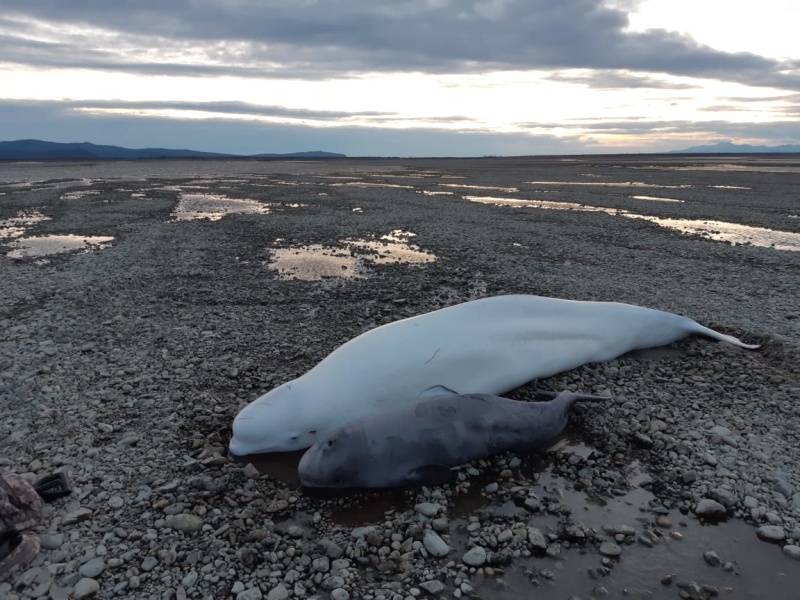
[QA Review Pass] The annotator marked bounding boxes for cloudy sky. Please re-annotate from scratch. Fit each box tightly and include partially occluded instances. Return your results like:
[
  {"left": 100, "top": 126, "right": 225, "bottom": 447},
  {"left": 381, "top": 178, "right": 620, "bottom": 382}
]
[{"left": 1, "top": 0, "right": 799, "bottom": 156}]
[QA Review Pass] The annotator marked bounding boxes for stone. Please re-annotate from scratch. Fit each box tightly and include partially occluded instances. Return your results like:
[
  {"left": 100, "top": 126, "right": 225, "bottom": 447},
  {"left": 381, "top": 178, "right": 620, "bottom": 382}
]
[
  {"left": 423, "top": 530, "right": 450, "bottom": 557},
  {"left": 73, "top": 578, "right": 100, "bottom": 599},
  {"left": 695, "top": 499, "right": 726, "bottom": 519},
  {"left": 414, "top": 503, "right": 442, "bottom": 518},
  {"left": 266, "top": 584, "right": 286, "bottom": 600},
  {"left": 756, "top": 525, "right": 785, "bottom": 543},
  {"left": 703, "top": 550, "right": 721, "bottom": 566},
  {"left": 79, "top": 558, "right": 105, "bottom": 578},
  {"left": 238, "top": 587, "right": 264, "bottom": 600},
  {"left": 419, "top": 580, "right": 445, "bottom": 595},
  {"left": 527, "top": 527, "right": 547, "bottom": 551},
  {"left": 599, "top": 542, "right": 621, "bottom": 557},
  {"left": 782, "top": 545, "right": 800, "bottom": 560},
  {"left": 166, "top": 514, "right": 204, "bottom": 532},
  {"left": 141, "top": 556, "right": 158, "bottom": 572},
  {"left": 331, "top": 589, "right": 350, "bottom": 600},
  {"left": 462, "top": 546, "right": 487, "bottom": 567}
]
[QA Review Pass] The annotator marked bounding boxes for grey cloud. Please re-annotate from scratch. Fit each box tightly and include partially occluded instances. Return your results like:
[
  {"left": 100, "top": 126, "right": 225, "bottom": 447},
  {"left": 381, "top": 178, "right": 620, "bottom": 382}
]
[
  {"left": 545, "top": 70, "right": 698, "bottom": 90},
  {"left": 2, "top": 0, "right": 798, "bottom": 89},
  {"left": 0, "top": 99, "right": 585, "bottom": 157}
]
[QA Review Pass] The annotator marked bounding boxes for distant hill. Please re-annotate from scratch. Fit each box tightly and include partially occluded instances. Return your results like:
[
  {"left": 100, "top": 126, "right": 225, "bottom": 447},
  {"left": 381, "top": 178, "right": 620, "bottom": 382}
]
[
  {"left": 0, "top": 139, "right": 346, "bottom": 160},
  {"left": 671, "top": 141, "right": 800, "bottom": 154}
]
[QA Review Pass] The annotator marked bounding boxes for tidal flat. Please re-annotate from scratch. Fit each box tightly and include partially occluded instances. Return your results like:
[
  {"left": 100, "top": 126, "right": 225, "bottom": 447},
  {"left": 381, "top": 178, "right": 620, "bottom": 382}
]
[{"left": 1, "top": 155, "right": 799, "bottom": 599}]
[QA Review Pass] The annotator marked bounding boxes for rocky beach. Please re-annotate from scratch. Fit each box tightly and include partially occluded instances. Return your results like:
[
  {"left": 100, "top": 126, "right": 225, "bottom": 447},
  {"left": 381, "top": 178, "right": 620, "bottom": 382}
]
[{"left": 1, "top": 155, "right": 799, "bottom": 599}]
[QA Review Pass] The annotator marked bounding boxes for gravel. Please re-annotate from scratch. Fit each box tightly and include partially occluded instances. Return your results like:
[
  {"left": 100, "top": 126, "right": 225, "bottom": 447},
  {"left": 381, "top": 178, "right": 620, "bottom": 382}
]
[{"left": 1, "top": 157, "right": 799, "bottom": 598}]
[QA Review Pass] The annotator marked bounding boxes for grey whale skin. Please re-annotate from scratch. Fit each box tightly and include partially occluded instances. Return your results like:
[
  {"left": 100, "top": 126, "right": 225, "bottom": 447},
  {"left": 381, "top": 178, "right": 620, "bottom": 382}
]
[
  {"left": 298, "top": 391, "right": 606, "bottom": 488},
  {"left": 229, "top": 295, "right": 760, "bottom": 456}
]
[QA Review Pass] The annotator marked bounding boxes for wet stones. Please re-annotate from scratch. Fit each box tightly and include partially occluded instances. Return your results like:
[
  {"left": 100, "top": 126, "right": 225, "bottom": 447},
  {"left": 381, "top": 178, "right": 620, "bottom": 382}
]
[
  {"left": 756, "top": 525, "right": 785, "bottom": 543},
  {"left": 694, "top": 499, "right": 727, "bottom": 520},
  {"left": 422, "top": 530, "right": 450, "bottom": 557},
  {"left": 462, "top": 546, "right": 487, "bottom": 567}
]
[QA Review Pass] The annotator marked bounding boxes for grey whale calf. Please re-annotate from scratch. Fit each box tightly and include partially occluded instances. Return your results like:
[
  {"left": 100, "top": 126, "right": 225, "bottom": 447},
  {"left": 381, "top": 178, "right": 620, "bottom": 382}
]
[{"left": 298, "top": 391, "right": 607, "bottom": 488}]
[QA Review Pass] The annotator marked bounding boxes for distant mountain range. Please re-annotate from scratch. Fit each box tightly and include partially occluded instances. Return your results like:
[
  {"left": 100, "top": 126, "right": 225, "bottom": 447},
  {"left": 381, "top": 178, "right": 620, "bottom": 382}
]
[
  {"left": 671, "top": 141, "right": 800, "bottom": 154},
  {"left": 0, "top": 139, "right": 346, "bottom": 160}
]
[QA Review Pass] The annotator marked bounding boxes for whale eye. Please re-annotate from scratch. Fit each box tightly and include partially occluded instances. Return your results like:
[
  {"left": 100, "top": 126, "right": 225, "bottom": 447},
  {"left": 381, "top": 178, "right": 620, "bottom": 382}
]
[
  {"left": 327, "top": 439, "right": 335, "bottom": 447},
  {"left": 308, "top": 430, "right": 317, "bottom": 435}
]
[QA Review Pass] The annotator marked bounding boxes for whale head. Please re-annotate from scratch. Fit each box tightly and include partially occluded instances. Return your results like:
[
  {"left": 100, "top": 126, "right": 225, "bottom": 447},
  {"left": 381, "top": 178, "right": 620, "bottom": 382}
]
[
  {"left": 298, "top": 430, "right": 361, "bottom": 488},
  {"left": 228, "top": 380, "right": 322, "bottom": 455}
]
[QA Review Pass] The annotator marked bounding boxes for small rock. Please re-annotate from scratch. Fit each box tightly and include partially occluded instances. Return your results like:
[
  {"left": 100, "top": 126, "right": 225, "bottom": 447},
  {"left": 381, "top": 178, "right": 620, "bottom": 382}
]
[
  {"left": 166, "top": 514, "right": 204, "bottom": 532},
  {"left": 703, "top": 550, "right": 721, "bottom": 566},
  {"left": 599, "top": 542, "right": 621, "bottom": 557},
  {"left": 782, "top": 545, "right": 800, "bottom": 560},
  {"left": 243, "top": 463, "right": 260, "bottom": 479},
  {"left": 415, "top": 503, "right": 442, "bottom": 518},
  {"left": 756, "top": 525, "right": 785, "bottom": 543},
  {"left": 239, "top": 587, "right": 264, "bottom": 600},
  {"left": 141, "top": 556, "right": 158, "bottom": 572},
  {"left": 331, "top": 589, "right": 350, "bottom": 600},
  {"left": 695, "top": 499, "right": 726, "bottom": 519},
  {"left": 527, "top": 527, "right": 547, "bottom": 552},
  {"left": 79, "top": 558, "right": 105, "bottom": 578},
  {"left": 419, "top": 580, "right": 445, "bottom": 595},
  {"left": 462, "top": 546, "right": 487, "bottom": 567},
  {"left": 73, "top": 578, "right": 100, "bottom": 599},
  {"left": 266, "top": 584, "right": 287, "bottom": 600},
  {"left": 423, "top": 530, "right": 450, "bottom": 557},
  {"left": 63, "top": 508, "right": 93, "bottom": 525}
]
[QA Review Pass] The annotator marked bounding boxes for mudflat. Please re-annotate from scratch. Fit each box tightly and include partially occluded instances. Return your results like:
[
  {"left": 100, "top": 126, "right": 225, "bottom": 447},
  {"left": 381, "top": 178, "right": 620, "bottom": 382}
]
[{"left": 1, "top": 155, "right": 799, "bottom": 599}]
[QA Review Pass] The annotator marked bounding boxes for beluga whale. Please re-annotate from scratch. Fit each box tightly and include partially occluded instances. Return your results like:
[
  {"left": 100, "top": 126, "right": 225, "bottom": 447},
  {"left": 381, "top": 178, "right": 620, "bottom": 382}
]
[
  {"left": 228, "top": 294, "right": 759, "bottom": 456},
  {"left": 298, "top": 391, "right": 606, "bottom": 488}
]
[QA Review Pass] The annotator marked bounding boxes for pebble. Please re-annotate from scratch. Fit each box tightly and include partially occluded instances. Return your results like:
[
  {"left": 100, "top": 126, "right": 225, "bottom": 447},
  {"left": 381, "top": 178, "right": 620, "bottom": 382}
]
[
  {"left": 694, "top": 499, "right": 727, "bottom": 519},
  {"left": 331, "top": 589, "right": 350, "bottom": 600},
  {"left": 266, "top": 584, "right": 287, "bottom": 600},
  {"left": 165, "top": 514, "right": 204, "bottom": 532},
  {"left": 462, "top": 546, "right": 487, "bottom": 567},
  {"left": 419, "top": 580, "right": 445, "bottom": 595},
  {"left": 415, "top": 503, "right": 442, "bottom": 518},
  {"left": 423, "top": 530, "right": 450, "bottom": 557},
  {"left": 78, "top": 558, "right": 105, "bottom": 578},
  {"left": 598, "top": 542, "right": 622, "bottom": 558},
  {"left": 782, "top": 545, "right": 800, "bottom": 560},
  {"left": 73, "top": 578, "right": 100, "bottom": 599},
  {"left": 703, "top": 550, "right": 721, "bottom": 567},
  {"left": 756, "top": 525, "right": 785, "bottom": 543},
  {"left": 239, "top": 587, "right": 264, "bottom": 600}
]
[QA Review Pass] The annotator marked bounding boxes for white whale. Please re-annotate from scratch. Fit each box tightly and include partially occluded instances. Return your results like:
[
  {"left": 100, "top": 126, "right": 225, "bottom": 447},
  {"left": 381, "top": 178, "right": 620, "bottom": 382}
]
[{"left": 228, "top": 295, "right": 759, "bottom": 455}]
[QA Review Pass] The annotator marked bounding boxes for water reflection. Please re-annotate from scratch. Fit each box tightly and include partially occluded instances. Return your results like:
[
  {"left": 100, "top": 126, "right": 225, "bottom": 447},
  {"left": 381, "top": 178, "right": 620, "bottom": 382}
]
[
  {"left": 463, "top": 196, "right": 800, "bottom": 251},
  {"left": 464, "top": 196, "right": 622, "bottom": 214},
  {"left": 60, "top": 190, "right": 100, "bottom": 200},
  {"left": 526, "top": 180, "right": 692, "bottom": 189},
  {"left": 268, "top": 231, "right": 436, "bottom": 281},
  {"left": 623, "top": 215, "right": 800, "bottom": 252},
  {"left": 0, "top": 211, "right": 50, "bottom": 239},
  {"left": 6, "top": 235, "right": 114, "bottom": 259},
  {"left": 172, "top": 193, "right": 271, "bottom": 221},
  {"left": 439, "top": 183, "right": 519, "bottom": 192},
  {"left": 630, "top": 195, "right": 684, "bottom": 203}
]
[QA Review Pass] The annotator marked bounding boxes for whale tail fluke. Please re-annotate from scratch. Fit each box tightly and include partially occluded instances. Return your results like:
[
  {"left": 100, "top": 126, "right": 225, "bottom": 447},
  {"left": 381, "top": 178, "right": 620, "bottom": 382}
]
[{"left": 690, "top": 323, "right": 760, "bottom": 350}]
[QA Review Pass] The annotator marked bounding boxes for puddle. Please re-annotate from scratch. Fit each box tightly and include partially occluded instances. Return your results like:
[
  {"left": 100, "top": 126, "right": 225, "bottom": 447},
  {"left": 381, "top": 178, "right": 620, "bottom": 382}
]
[
  {"left": 463, "top": 196, "right": 622, "bottom": 215},
  {"left": 463, "top": 196, "right": 800, "bottom": 252},
  {"left": 60, "top": 190, "right": 100, "bottom": 200},
  {"left": 630, "top": 195, "right": 684, "bottom": 203},
  {"left": 662, "top": 164, "right": 800, "bottom": 174},
  {"left": 172, "top": 193, "right": 271, "bottom": 221},
  {"left": 6, "top": 235, "right": 114, "bottom": 259},
  {"left": 0, "top": 211, "right": 51, "bottom": 239},
  {"left": 331, "top": 182, "right": 416, "bottom": 190},
  {"left": 439, "top": 184, "right": 519, "bottom": 192},
  {"left": 268, "top": 231, "right": 435, "bottom": 281},
  {"left": 624, "top": 215, "right": 800, "bottom": 252},
  {"left": 269, "top": 244, "right": 365, "bottom": 280},
  {"left": 525, "top": 181, "right": 692, "bottom": 189}
]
